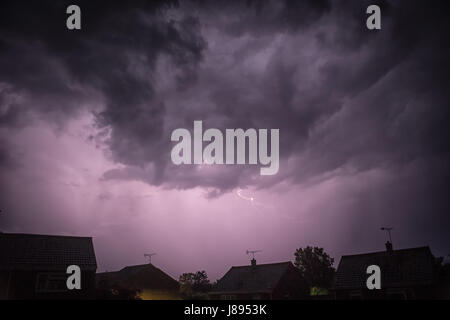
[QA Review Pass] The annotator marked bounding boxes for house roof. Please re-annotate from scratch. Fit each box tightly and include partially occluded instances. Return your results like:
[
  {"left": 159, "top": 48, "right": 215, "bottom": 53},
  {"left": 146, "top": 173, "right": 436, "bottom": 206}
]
[
  {"left": 211, "top": 262, "right": 294, "bottom": 294},
  {"left": 334, "top": 246, "right": 435, "bottom": 290},
  {"left": 96, "top": 264, "right": 179, "bottom": 291},
  {"left": 0, "top": 233, "right": 97, "bottom": 271}
]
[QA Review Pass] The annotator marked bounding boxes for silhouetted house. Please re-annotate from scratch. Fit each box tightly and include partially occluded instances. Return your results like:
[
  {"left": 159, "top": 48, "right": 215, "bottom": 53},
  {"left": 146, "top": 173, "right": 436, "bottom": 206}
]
[
  {"left": 0, "top": 233, "right": 97, "bottom": 299},
  {"left": 436, "top": 262, "right": 450, "bottom": 299},
  {"left": 96, "top": 264, "right": 180, "bottom": 300},
  {"left": 334, "top": 242, "right": 436, "bottom": 300},
  {"left": 209, "top": 259, "right": 309, "bottom": 300}
]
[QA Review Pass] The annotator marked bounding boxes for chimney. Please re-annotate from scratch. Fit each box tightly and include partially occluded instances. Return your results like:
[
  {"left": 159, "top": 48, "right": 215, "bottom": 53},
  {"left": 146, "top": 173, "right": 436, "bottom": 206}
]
[
  {"left": 385, "top": 241, "right": 393, "bottom": 252},
  {"left": 251, "top": 258, "right": 257, "bottom": 267}
]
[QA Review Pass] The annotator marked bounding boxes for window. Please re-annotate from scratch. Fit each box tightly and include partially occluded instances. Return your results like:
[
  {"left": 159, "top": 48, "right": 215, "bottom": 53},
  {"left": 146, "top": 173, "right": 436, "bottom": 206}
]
[{"left": 35, "top": 272, "right": 68, "bottom": 293}]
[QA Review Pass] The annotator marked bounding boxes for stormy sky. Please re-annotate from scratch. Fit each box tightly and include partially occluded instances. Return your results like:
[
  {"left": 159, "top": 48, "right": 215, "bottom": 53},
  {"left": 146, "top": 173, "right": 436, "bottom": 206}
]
[{"left": 0, "top": 0, "right": 449, "bottom": 280}]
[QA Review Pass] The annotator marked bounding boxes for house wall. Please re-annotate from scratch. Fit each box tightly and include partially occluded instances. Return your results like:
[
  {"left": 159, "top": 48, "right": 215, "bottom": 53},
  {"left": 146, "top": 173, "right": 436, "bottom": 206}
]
[
  {"left": 138, "top": 289, "right": 181, "bottom": 300},
  {"left": 0, "top": 271, "right": 12, "bottom": 299},
  {"left": 334, "top": 286, "right": 435, "bottom": 300},
  {"left": 209, "top": 292, "right": 272, "bottom": 300},
  {"left": 5, "top": 269, "right": 96, "bottom": 299},
  {"left": 272, "top": 265, "right": 309, "bottom": 300}
]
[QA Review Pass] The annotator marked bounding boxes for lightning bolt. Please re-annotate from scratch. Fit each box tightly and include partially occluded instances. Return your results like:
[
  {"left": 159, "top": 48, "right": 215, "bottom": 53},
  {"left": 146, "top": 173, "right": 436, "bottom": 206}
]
[
  {"left": 235, "top": 188, "right": 305, "bottom": 222},
  {"left": 236, "top": 188, "right": 269, "bottom": 208},
  {"left": 236, "top": 188, "right": 254, "bottom": 202}
]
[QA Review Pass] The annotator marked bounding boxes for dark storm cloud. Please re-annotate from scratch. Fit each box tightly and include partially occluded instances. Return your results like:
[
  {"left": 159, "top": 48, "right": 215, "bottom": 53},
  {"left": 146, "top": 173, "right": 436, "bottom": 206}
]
[
  {"left": 0, "top": 0, "right": 449, "bottom": 199},
  {"left": 189, "top": 0, "right": 332, "bottom": 35},
  {"left": 0, "top": 0, "right": 205, "bottom": 183}
]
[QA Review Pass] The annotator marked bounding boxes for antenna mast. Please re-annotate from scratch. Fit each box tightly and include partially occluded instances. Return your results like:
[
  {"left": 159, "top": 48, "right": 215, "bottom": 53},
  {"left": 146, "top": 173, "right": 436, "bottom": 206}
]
[
  {"left": 380, "top": 227, "right": 393, "bottom": 244},
  {"left": 144, "top": 253, "right": 157, "bottom": 264},
  {"left": 246, "top": 249, "right": 262, "bottom": 260}
]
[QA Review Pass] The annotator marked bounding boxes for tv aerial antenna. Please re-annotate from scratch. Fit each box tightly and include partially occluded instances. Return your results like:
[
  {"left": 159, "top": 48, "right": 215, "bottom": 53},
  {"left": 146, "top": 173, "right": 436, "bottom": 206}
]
[
  {"left": 380, "top": 227, "right": 393, "bottom": 244},
  {"left": 246, "top": 249, "right": 262, "bottom": 260},
  {"left": 144, "top": 253, "right": 157, "bottom": 264}
]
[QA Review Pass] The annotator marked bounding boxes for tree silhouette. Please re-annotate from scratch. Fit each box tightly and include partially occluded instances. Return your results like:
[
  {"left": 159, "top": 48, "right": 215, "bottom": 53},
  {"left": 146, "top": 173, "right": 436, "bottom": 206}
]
[
  {"left": 294, "top": 246, "right": 335, "bottom": 290},
  {"left": 179, "top": 270, "right": 211, "bottom": 299}
]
